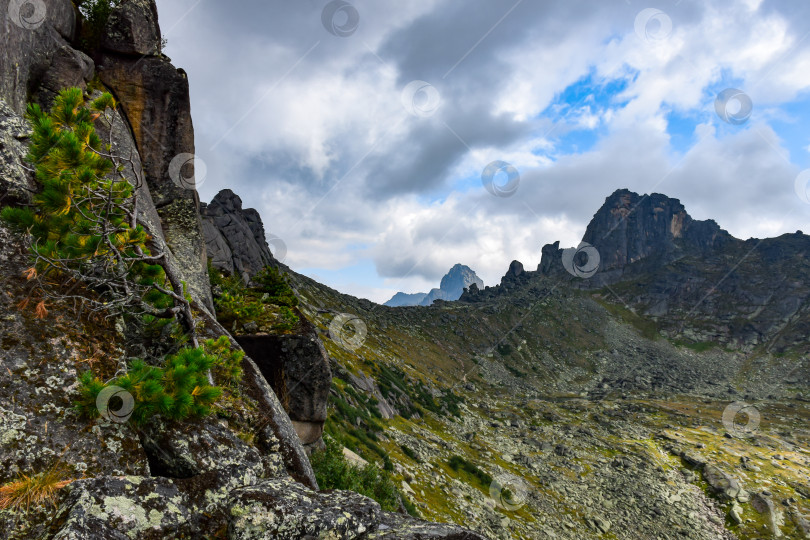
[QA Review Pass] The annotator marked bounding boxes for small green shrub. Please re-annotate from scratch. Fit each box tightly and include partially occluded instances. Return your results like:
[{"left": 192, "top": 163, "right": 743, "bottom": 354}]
[
  {"left": 76, "top": 346, "right": 223, "bottom": 425},
  {"left": 400, "top": 444, "right": 421, "bottom": 463},
  {"left": 447, "top": 455, "right": 492, "bottom": 488},
  {"left": 209, "top": 264, "right": 300, "bottom": 333},
  {"left": 310, "top": 436, "right": 401, "bottom": 512},
  {"left": 504, "top": 364, "right": 527, "bottom": 379},
  {"left": 496, "top": 343, "right": 513, "bottom": 356},
  {"left": 203, "top": 336, "right": 244, "bottom": 389},
  {"left": 254, "top": 266, "right": 298, "bottom": 307},
  {"left": 1, "top": 88, "right": 176, "bottom": 319},
  {"left": 75, "top": 0, "right": 122, "bottom": 52}
]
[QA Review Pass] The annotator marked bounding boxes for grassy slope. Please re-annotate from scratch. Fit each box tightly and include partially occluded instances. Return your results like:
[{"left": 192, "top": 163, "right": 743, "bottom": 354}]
[{"left": 286, "top": 269, "right": 810, "bottom": 538}]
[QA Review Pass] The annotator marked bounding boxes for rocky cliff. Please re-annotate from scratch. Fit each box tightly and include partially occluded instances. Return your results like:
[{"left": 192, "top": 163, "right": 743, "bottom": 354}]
[
  {"left": 581, "top": 189, "right": 731, "bottom": 276},
  {"left": 0, "top": 1, "right": 484, "bottom": 538},
  {"left": 384, "top": 263, "right": 484, "bottom": 306},
  {"left": 3, "top": 2, "right": 809, "bottom": 539},
  {"left": 201, "top": 189, "right": 276, "bottom": 283}
]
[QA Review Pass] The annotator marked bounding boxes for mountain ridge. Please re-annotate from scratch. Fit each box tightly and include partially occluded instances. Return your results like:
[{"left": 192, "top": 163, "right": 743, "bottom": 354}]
[{"left": 462, "top": 188, "right": 810, "bottom": 354}]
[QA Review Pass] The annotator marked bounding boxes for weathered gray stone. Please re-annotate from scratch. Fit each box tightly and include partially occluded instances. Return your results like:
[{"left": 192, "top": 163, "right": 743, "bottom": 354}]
[
  {"left": 201, "top": 189, "right": 275, "bottom": 282},
  {"left": 98, "top": 0, "right": 211, "bottom": 311},
  {"left": 34, "top": 44, "right": 94, "bottom": 107},
  {"left": 236, "top": 315, "right": 332, "bottom": 448},
  {"left": 0, "top": 224, "right": 150, "bottom": 488},
  {"left": 52, "top": 476, "right": 198, "bottom": 540},
  {"left": 348, "top": 371, "right": 398, "bottom": 419},
  {"left": 0, "top": 0, "right": 77, "bottom": 114},
  {"left": 138, "top": 418, "right": 267, "bottom": 479},
  {"left": 0, "top": 98, "right": 34, "bottom": 205},
  {"left": 228, "top": 477, "right": 382, "bottom": 540},
  {"left": 369, "top": 512, "right": 489, "bottom": 539},
  {"left": 702, "top": 464, "right": 743, "bottom": 500},
  {"left": 751, "top": 492, "right": 785, "bottom": 538},
  {"left": 102, "top": 0, "right": 161, "bottom": 56}
]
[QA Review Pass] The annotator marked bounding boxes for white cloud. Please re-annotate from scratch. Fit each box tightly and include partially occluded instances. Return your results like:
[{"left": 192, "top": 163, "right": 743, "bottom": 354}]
[{"left": 156, "top": 0, "right": 810, "bottom": 301}]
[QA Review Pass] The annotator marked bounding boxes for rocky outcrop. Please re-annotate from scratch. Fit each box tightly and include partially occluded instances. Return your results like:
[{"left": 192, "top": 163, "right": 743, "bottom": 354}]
[
  {"left": 0, "top": 0, "right": 211, "bottom": 311},
  {"left": 347, "top": 371, "right": 399, "bottom": 419},
  {"left": 462, "top": 188, "right": 810, "bottom": 354},
  {"left": 426, "top": 263, "right": 485, "bottom": 305},
  {"left": 581, "top": 189, "right": 731, "bottom": 276},
  {"left": 0, "top": 213, "right": 480, "bottom": 538},
  {"left": 0, "top": 100, "right": 34, "bottom": 206},
  {"left": 538, "top": 240, "right": 561, "bottom": 275},
  {"left": 95, "top": 0, "right": 212, "bottom": 310},
  {"left": 33, "top": 45, "right": 95, "bottom": 109},
  {"left": 235, "top": 314, "right": 332, "bottom": 450},
  {"left": 101, "top": 0, "right": 161, "bottom": 56},
  {"left": 50, "top": 470, "right": 487, "bottom": 540},
  {"left": 201, "top": 189, "right": 276, "bottom": 282},
  {"left": 500, "top": 260, "right": 530, "bottom": 291},
  {"left": 384, "top": 263, "right": 484, "bottom": 307},
  {"left": 228, "top": 477, "right": 383, "bottom": 539},
  {"left": 0, "top": 0, "right": 95, "bottom": 206},
  {"left": 0, "top": 1, "right": 485, "bottom": 537},
  {"left": 138, "top": 418, "right": 269, "bottom": 479},
  {"left": 0, "top": 0, "right": 77, "bottom": 114}
]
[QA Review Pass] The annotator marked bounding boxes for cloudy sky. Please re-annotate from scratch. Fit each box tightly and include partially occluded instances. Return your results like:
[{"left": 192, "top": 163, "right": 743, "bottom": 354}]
[{"left": 155, "top": 0, "right": 810, "bottom": 303}]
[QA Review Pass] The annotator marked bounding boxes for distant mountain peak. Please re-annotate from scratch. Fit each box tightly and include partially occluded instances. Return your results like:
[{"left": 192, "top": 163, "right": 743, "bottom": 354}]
[
  {"left": 384, "top": 264, "right": 484, "bottom": 307},
  {"left": 580, "top": 189, "right": 730, "bottom": 273},
  {"left": 536, "top": 189, "right": 732, "bottom": 282}
]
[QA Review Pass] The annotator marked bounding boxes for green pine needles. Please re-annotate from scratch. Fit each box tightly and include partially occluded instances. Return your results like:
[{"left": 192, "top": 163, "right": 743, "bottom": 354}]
[
  {"left": 253, "top": 266, "right": 299, "bottom": 307},
  {"left": 205, "top": 335, "right": 245, "bottom": 389},
  {"left": 75, "top": 337, "right": 247, "bottom": 425},
  {"left": 1, "top": 87, "right": 194, "bottom": 331},
  {"left": 209, "top": 263, "right": 300, "bottom": 333},
  {"left": 0, "top": 88, "right": 247, "bottom": 425}
]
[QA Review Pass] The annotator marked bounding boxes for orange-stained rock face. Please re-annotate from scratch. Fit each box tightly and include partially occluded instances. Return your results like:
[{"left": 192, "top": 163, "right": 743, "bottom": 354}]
[
  {"left": 670, "top": 211, "right": 685, "bottom": 238},
  {"left": 98, "top": 26, "right": 211, "bottom": 309}
]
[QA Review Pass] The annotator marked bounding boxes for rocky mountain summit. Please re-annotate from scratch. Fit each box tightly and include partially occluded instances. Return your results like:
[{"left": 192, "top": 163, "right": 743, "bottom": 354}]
[
  {"left": 384, "top": 263, "right": 484, "bottom": 306},
  {"left": 465, "top": 188, "right": 810, "bottom": 354}
]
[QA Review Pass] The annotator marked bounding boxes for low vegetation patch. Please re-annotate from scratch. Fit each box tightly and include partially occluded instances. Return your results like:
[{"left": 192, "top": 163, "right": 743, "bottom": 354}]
[
  {"left": 310, "top": 436, "right": 406, "bottom": 513},
  {"left": 400, "top": 444, "right": 421, "bottom": 463},
  {"left": 210, "top": 263, "right": 299, "bottom": 334},
  {"left": 448, "top": 455, "right": 493, "bottom": 488},
  {"left": 75, "top": 337, "right": 243, "bottom": 425}
]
